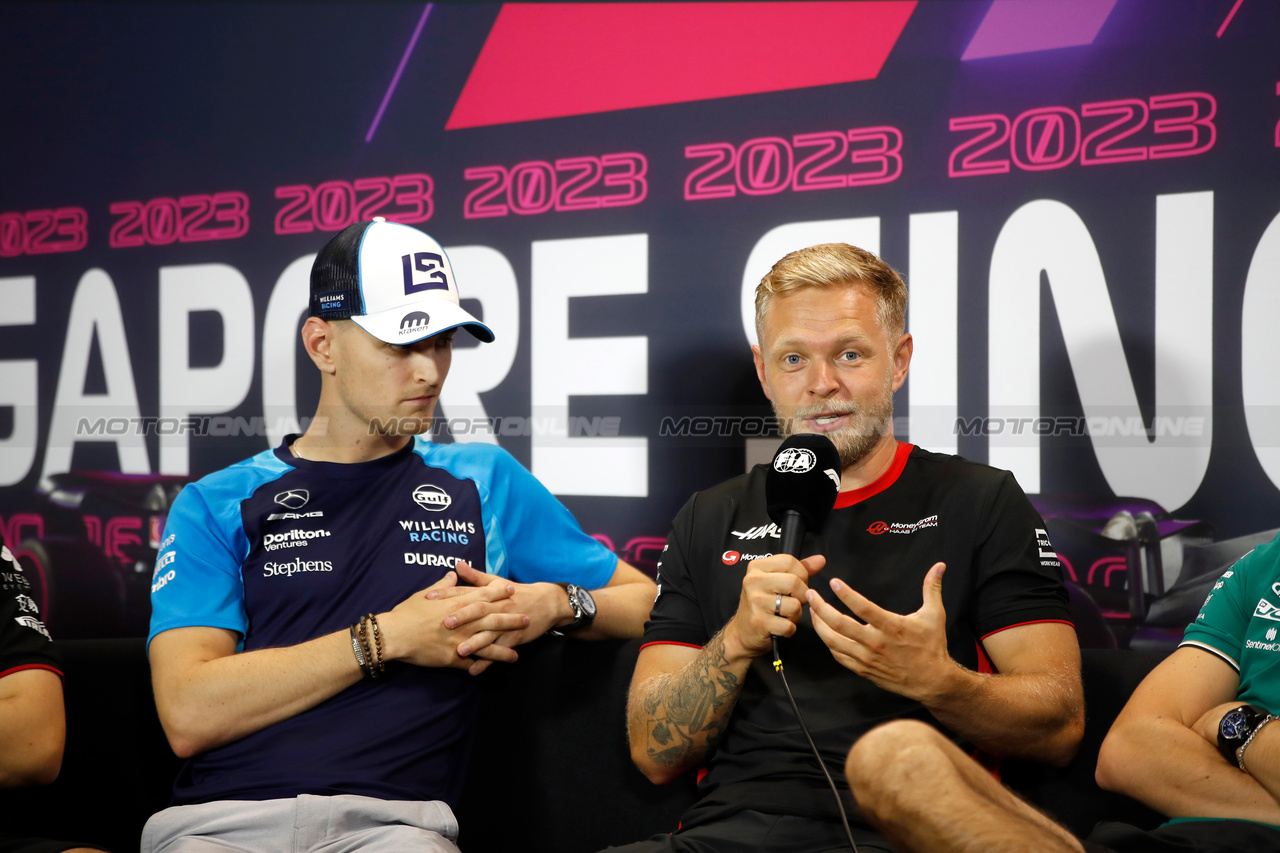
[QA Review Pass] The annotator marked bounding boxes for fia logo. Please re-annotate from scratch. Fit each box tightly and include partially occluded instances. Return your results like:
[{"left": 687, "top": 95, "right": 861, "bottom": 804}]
[
  {"left": 401, "top": 252, "right": 449, "bottom": 294},
  {"left": 773, "top": 447, "right": 816, "bottom": 474}
]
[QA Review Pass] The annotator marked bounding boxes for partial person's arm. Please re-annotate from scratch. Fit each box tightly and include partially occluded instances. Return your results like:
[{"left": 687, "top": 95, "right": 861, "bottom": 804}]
[
  {"left": 627, "top": 553, "right": 825, "bottom": 784},
  {"left": 0, "top": 667, "right": 65, "bottom": 787},
  {"left": 809, "top": 563, "right": 1083, "bottom": 766},
  {"left": 451, "top": 560, "right": 655, "bottom": 643},
  {"left": 1096, "top": 646, "right": 1280, "bottom": 822},
  {"left": 151, "top": 571, "right": 528, "bottom": 758}
]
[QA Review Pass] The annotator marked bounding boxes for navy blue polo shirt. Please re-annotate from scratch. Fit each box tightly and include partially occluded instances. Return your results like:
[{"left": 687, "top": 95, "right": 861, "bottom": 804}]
[{"left": 149, "top": 436, "right": 616, "bottom": 806}]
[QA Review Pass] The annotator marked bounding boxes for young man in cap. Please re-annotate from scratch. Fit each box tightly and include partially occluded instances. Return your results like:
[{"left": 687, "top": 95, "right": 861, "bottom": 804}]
[{"left": 144, "top": 220, "right": 655, "bottom": 853}]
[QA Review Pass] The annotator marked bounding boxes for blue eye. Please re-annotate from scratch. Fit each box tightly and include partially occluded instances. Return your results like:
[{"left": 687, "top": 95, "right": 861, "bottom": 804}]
[
  {"left": 784, "top": 355, "right": 801, "bottom": 365},
  {"left": 841, "top": 351, "right": 860, "bottom": 361}
]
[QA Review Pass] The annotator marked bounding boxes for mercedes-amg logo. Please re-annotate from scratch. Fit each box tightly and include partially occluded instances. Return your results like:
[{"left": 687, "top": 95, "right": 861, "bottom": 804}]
[{"left": 274, "top": 489, "right": 310, "bottom": 509}]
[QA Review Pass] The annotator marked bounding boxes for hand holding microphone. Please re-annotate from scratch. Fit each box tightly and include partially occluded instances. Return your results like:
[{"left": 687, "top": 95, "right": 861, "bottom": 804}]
[{"left": 723, "top": 434, "right": 841, "bottom": 661}]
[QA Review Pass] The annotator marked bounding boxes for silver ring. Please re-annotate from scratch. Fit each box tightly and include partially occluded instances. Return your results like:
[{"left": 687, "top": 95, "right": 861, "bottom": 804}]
[{"left": 774, "top": 593, "right": 783, "bottom": 616}]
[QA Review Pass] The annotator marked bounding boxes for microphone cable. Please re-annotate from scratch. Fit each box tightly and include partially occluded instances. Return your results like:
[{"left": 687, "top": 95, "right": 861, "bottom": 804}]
[{"left": 772, "top": 636, "right": 859, "bottom": 853}]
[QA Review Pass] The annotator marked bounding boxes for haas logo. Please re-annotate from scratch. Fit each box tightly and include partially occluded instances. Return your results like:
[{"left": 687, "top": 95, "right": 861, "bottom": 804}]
[{"left": 867, "top": 521, "right": 890, "bottom": 535}]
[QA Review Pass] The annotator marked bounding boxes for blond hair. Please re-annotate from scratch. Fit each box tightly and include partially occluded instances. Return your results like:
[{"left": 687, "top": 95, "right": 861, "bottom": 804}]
[{"left": 754, "top": 243, "right": 907, "bottom": 343}]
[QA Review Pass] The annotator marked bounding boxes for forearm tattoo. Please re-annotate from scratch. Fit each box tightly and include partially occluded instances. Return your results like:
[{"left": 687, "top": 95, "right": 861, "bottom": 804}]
[{"left": 637, "top": 631, "right": 743, "bottom": 769}]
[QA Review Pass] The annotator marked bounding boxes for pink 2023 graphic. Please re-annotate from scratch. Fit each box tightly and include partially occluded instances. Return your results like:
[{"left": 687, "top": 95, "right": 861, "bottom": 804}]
[
  {"left": 684, "top": 126, "right": 903, "bottom": 201},
  {"left": 949, "top": 91, "right": 1217, "bottom": 178}
]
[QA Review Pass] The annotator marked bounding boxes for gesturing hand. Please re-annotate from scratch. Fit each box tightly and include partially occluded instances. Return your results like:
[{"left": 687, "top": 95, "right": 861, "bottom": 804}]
[
  {"left": 380, "top": 571, "right": 530, "bottom": 675},
  {"left": 724, "top": 553, "right": 826, "bottom": 659},
  {"left": 807, "top": 562, "right": 957, "bottom": 703}
]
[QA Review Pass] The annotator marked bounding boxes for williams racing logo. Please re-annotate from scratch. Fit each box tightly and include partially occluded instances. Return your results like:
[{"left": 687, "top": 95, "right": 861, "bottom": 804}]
[{"left": 867, "top": 515, "right": 938, "bottom": 535}]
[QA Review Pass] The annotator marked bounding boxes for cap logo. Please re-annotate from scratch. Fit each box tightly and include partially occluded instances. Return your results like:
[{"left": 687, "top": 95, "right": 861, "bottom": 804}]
[
  {"left": 316, "top": 290, "right": 348, "bottom": 313},
  {"left": 401, "top": 252, "right": 449, "bottom": 295},
  {"left": 773, "top": 447, "right": 816, "bottom": 474},
  {"left": 399, "top": 311, "right": 431, "bottom": 334}
]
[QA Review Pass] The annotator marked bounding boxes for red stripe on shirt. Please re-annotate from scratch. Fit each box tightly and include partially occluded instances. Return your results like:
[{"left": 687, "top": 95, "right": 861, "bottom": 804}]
[
  {"left": 0, "top": 663, "right": 63, "bottom": 681},
  {"left": 979, "top": 618, "right": 1075, "bottom": 642},
  {"left": 639, "top": 640, "right": 704, "bottom": 652},
  {"left": 833, "top": 443, "right": 914, "bottom": 508}
]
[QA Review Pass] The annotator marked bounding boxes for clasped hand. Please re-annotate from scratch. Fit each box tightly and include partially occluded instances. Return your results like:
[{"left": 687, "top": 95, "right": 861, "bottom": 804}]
[{"left": 383, "top": 569, "right": 530, "bottom": 676}]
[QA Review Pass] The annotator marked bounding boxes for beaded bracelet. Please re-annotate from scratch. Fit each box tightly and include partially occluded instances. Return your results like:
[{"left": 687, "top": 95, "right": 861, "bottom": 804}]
[{"left": 365, "top": 613, "right": 386, "bottom": 676}]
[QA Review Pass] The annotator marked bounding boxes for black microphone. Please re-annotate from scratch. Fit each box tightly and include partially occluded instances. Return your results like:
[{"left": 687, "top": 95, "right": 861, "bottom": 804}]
[
  {"left": 764, "top": 432, "right": 841, "bottom": 660},
  {"left": 763, "top": 433, "right": 860, "bottom": 853},
  {"left": 766, "top": 433, "right": 842, "bottom": 558}
]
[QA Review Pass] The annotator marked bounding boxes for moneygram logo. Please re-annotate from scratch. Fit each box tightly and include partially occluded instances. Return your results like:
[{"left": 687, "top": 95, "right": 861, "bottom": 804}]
[
  {"left": 413, "top": 484, "right": 452, "bottom": 512},
  {"left": 867, "top": 515, "right": 938, "bottom": 536},
  {"left": 722, "top": 550, "right": 772, "bottom": 565}
]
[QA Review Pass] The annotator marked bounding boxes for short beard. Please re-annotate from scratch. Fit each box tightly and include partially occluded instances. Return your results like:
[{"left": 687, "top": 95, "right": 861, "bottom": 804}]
[{"left": 773, "top": 382, "right": 895, "bottom": 469}]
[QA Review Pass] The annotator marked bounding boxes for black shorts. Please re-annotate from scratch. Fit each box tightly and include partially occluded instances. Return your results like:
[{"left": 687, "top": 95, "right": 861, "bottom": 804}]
[
  {"left": 0, "top": 836, "right": 102, "bottom": 853},
  {"left": 1083, "top": 819, "right": 1280, "bottom": 853},
  {"left": 599, "top": 808, "right": 893, "bottom": 853}
]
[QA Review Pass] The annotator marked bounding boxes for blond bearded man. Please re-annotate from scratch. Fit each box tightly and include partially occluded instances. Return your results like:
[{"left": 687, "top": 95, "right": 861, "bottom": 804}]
[{"left": 611, "top": 243, "right": 1083, "bottom": 853}]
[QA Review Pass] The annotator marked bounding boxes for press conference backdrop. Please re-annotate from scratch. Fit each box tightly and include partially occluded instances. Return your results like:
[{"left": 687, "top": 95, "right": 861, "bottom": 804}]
[{"left": 2, "top": 1, "right": 1279, "bottom": 634}]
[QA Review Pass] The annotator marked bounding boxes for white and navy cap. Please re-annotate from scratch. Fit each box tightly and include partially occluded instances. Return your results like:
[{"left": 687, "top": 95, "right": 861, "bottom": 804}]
[{"left": 309, "top": 219, "right": 494, "bottom": 344}]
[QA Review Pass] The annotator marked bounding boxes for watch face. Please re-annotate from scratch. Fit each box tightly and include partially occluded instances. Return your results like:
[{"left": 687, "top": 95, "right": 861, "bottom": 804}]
[
  {"left": 575, "top": 586, "right": 597, "bottom": 618},
  {"left": 1222, "top": 709, "right": 1250, "bottom": 740}
]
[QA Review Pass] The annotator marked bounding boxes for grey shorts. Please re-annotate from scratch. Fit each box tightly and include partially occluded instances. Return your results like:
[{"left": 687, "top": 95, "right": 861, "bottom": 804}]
[{"left": 141, "top": 794, "right": 460, "bottom": 853}]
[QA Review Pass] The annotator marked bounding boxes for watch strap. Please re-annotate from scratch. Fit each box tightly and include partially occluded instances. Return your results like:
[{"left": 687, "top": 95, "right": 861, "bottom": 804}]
[
  {"left": 1237, "top": 714, "right": 1277, "bottom": 772},
  {"left": 550, "top": 584, "right": 594, "bottom": 636}
]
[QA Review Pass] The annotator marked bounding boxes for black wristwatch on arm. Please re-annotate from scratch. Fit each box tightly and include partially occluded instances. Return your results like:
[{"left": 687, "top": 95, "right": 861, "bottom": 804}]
[
  {"left": 1217, "top": 704, "right": 1276, "bottom": 769},
  {"left": 549, "top": 583, "right": 597, "bottom": 636}
]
